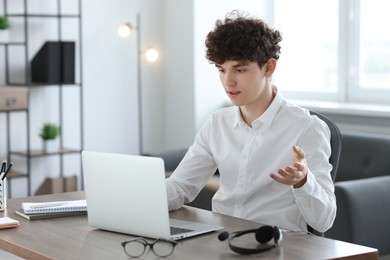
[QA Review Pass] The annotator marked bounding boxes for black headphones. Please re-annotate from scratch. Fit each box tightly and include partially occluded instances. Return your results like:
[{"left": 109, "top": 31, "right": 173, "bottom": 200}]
[{"left": 218, "top": 225, "right": 282, "bottom": 255}]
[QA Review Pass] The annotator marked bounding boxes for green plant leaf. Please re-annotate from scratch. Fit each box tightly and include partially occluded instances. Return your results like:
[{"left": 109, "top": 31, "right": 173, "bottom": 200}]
[
  {"left": 39, "top": 123, "right": 61, "bottom": 140},
  {"left": 0, "top": 16, "right": 10, "bottom": 30}
]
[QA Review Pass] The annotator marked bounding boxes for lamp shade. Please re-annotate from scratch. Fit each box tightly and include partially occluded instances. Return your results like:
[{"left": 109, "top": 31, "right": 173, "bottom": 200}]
[
  {"left": 118, "top": 23, "right": 133, "bottom": 38},
  {"left": 145, "top": 48, "right": 159, "bottom": 62}
]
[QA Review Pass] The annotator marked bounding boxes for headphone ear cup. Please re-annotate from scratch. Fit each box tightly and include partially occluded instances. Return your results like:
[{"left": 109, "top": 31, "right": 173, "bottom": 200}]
[
  {"left": 255, "top": 225, "right": 274, "bottom": 244},
  {"left": 273, "top": 226, "right": 282, "bottom": 244},
  {"left": 218, "top": 231, "right": 230, "bottom": 241}
]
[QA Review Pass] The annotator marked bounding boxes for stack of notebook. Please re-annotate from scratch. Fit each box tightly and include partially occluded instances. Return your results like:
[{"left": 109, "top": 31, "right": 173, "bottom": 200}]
[{"left": 15, "top": 200, "right": 87, "bottom": 220}]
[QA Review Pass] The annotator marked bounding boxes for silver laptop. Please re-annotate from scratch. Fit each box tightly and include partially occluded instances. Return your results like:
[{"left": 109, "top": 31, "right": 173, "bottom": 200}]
[{"left": 81, "top": 151, "right": 222, "bottom": 240}]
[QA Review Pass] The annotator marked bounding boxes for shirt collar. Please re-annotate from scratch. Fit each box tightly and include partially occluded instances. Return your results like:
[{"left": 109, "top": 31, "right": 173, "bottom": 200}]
[{"left": 233, "top": 86, "right": 284, "bottom": 129}]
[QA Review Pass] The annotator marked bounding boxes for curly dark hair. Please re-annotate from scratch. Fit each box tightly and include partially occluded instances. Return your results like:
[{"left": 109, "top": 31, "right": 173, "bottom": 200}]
[{"left": 205, "top": 10, "right": 282, "bottom": 68}]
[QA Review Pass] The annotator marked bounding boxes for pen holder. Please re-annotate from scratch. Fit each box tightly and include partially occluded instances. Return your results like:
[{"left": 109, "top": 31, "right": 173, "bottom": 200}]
[{"left": 0, "top": 178, "right": 7, "bottom": 211}]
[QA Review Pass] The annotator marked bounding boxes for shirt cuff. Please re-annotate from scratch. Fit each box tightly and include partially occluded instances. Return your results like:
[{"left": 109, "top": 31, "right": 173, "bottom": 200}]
[{"left": 292, "top": 169, "right": 315, "bottom": 198}]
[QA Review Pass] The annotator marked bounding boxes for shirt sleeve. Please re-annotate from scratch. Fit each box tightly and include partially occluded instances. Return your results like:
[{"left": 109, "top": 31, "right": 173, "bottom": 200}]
[
  {"left": 166, "top": 117, "right": 218, "bottom": 211},
  {"left": 292, "top": 116, "right": 337, "bottom": 233}
]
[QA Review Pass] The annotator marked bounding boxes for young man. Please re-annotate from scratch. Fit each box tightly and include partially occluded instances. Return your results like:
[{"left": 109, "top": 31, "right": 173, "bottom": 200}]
[{"left": 165, "top": 11, "right": 336, "bottom": 233}]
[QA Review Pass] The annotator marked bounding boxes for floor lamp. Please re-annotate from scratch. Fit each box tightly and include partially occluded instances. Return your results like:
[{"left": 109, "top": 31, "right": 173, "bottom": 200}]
[{"left": 118, "top": 14, "right": 159, "bottom": 155}]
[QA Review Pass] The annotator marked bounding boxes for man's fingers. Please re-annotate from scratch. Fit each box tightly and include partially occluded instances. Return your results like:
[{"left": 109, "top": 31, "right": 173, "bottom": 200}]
[
  {"left": 294, "top": 162, "right": 304, "bottom": 171},
  {"left": 270, "top": 173, "right": 290, "bottom": 185},
  {"left": 293, "top": 145, "right": 305, "bottom": 159},
  {"left": 270, "top": 146, "right": 308, "bottom": 187}
]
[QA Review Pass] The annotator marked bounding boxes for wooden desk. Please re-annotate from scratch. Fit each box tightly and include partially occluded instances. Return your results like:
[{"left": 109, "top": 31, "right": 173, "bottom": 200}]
[{"left": 0, "top": 192, "right": 378, "bottom": 260}]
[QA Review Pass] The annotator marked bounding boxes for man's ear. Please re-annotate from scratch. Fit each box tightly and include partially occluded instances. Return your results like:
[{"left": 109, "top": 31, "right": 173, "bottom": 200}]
[{"left": 264, "top": 58, "right": 277, "bottom": 76}]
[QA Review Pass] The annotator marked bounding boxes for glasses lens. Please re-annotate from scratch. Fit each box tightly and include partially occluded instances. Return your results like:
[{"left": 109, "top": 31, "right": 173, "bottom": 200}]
[
  {"left": 124, "top": 241, "right": 146, "bottom": 257},
  {"left": 153, "top": 241, "right": 175, "bottom": 257}
]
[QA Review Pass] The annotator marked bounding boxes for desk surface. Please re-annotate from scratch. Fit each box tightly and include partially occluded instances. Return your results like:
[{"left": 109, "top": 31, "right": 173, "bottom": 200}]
[{"left": 0, "top": 192, "right": 378, "bottom": 260}]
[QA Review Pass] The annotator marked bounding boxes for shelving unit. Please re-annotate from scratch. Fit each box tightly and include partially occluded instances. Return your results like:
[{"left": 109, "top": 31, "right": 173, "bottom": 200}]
[{"left": 0, "top": 0, "right": 83, "bottom": 197}]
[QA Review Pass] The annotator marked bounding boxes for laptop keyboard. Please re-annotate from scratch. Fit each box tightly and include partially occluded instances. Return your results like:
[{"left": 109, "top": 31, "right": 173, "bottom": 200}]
[{"left": 170, "top": 226, "right": 194, "bottom": 235}]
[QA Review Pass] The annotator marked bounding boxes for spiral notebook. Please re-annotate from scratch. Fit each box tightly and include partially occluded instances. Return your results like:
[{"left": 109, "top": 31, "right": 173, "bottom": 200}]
[{"left": 21, "top": 200, "right": 87, "bottom": 214}]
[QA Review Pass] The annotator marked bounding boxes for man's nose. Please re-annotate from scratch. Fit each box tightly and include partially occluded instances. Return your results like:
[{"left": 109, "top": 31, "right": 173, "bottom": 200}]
[{"left": 222, "top": 72, "right": 236, "bottom": 86}]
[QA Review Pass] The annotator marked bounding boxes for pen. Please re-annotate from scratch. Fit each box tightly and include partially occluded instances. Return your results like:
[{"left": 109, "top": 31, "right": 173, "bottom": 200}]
[
  {"left": 1, "top": 161, "right": 12, "bottom": 181},
  {"left": 30, "top": 202, "right": 68, "bottom": 209},
  {"left": 1, "top": 160, "right": 6, "bottom": 173},
  {"left": 0, "top": 160, "right": 6, "bottom": 180}
]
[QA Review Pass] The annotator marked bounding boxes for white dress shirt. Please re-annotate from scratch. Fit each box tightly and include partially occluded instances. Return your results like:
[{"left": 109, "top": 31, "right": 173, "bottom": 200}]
[{"left": 166, "top": 87, "right": 336, "bottom": 232}]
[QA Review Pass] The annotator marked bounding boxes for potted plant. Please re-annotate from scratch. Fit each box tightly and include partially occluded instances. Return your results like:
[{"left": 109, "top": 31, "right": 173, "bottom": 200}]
[
  {"left": 40, "top": 123, "right": 61, "bottom": 153},
  {"left": 0, "top": 15, "right": 10, "bottom": 42}
]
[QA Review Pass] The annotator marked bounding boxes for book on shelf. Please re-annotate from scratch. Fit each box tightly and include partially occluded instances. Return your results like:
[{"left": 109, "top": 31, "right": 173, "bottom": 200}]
[
  {"left": 15, "top": 209, "right": 87, "bottom": 220},
  {"left": 21, "top": 199, "right": 87, "bottom": 214}
]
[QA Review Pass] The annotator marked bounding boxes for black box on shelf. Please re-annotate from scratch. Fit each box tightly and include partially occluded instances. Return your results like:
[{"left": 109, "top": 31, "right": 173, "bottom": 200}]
[{"left": 31, "top": 41, "right": 75, "bottom": 84}]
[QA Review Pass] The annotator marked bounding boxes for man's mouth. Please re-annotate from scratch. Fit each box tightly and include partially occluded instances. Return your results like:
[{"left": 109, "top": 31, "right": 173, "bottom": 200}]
[{"left": 227, "top": 91, "right": 241, "bottom": 97}]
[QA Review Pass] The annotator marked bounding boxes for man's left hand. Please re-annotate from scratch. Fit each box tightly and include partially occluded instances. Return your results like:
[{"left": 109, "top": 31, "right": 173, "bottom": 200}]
[{"left": 269, "top": 145, "right": 308, "bottom": 189}]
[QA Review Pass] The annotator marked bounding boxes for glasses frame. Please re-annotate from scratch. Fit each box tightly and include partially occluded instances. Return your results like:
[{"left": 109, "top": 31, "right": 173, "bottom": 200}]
[{"left": 121, "top": 237, "right": 177, "bottom": 258}]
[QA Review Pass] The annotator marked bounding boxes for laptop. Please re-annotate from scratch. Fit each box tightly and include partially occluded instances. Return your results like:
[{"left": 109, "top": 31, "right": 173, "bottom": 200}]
[{"left": 81, "top": 151, "right": 223, "bottom": 240}]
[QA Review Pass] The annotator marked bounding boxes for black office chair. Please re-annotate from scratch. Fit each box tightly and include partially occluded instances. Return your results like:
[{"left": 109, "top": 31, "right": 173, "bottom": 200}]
[
  {"left": 310, "top": 110, "right": 342, "bottom": 182},
  {"left": 307, "top": 110, "right": 342, "bottom": 236}
]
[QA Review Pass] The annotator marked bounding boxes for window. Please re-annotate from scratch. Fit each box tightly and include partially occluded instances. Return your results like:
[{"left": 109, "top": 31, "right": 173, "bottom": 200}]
[{"left": 272, "top": 0, "right": 390, "bottom": 105}]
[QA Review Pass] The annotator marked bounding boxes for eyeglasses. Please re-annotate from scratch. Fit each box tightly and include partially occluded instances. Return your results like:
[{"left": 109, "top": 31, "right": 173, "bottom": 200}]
[{"left": 121, "top": 237, "right": 177, "bottom": 258}]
